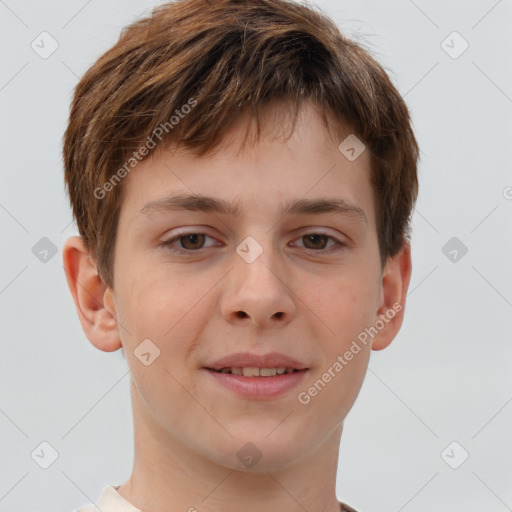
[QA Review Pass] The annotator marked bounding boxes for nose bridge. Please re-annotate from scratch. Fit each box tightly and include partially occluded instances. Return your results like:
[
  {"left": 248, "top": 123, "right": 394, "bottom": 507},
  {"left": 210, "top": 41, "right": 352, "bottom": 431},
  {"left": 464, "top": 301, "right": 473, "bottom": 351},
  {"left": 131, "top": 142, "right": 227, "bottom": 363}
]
[
  {"left": 237, "top": 239, "right": 280, "bottom": 289},
  {"left": 221, "top": 233, "right": 296, "bottom": 327},
  {"left": 235, "top": 235, "right": 285, "bottom": 295}
]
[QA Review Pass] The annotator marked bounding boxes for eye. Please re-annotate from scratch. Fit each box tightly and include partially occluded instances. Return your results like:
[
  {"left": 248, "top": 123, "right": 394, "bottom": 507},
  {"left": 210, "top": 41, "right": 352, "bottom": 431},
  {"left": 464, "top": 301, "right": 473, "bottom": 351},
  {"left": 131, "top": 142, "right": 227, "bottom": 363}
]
[
  {"left": 161, "top": 232, "right": 219, "bottom": 254},
  {"left": 161, "top": 231, "right": 346, "bottom": 256},
  {"left": 292, "top": 233, "right": 345, "bottom": 252}
]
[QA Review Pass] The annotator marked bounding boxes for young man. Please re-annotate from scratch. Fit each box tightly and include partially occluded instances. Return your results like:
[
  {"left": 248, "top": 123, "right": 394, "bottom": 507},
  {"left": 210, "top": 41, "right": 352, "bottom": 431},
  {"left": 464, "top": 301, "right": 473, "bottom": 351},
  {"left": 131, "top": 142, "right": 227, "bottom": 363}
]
[{"left": 62, "top": 0, "right": 419, "bottom": 511}]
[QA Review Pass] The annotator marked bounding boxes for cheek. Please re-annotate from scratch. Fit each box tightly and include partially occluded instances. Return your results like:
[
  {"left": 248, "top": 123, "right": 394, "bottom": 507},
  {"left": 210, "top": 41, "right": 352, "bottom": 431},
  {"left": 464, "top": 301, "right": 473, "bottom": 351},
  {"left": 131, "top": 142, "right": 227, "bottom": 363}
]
[
  {"left": 115, "top": 272, "right": 207, "bottom": 414},
  {"left": 303, "top": 281, "right": 377, "bottom": 424},
  {"left": 117, "top": 271, "right": 211, "bottom": 380},
  {"left": 120, "top": 267, "right": 205, "bottom": 327},
  {"left": 302, "top": 264, "right": 381, "bottom": 340}
]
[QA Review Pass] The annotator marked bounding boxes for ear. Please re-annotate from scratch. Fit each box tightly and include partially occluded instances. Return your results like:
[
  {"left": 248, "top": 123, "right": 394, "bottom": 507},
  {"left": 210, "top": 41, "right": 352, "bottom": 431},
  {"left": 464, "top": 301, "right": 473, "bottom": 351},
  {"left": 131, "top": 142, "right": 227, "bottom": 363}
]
[
  {"left": 62, "top": 236, "right": 121, "bottom": 352},
  {"left": 371, "top": 241, "right": 412, "bottom": 351}
]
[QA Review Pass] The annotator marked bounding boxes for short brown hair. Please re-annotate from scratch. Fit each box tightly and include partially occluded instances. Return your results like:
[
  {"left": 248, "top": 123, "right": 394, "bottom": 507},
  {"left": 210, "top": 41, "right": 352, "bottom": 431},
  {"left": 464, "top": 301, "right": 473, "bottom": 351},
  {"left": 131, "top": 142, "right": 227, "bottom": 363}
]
[{"left": 63, "top": 0, "right": 419, "bottom": 289}]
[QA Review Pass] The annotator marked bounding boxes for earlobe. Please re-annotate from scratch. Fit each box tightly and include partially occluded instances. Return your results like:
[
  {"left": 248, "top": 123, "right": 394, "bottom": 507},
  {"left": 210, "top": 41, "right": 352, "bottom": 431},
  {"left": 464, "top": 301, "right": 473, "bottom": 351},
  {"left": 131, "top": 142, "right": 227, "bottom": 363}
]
[
  {"left": 62, "top": 236, "right": 122, "bottom": 352},
  {"left": 371, "top": 241, "right": 412, "bottom": 351}
]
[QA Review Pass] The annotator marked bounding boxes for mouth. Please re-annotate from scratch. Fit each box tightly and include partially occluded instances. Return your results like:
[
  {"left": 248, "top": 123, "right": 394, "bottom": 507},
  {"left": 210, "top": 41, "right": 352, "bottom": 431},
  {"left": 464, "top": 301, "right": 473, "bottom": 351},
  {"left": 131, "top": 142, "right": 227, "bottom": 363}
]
[
  {"left": 205, "top": 367, "right": 305, "bottom": 377},
  {"left": 202, "top": 366, "right": 309, "bottom": 399},
  {"left": 202, "top": 352, "right": 309, "bottom": 398}
]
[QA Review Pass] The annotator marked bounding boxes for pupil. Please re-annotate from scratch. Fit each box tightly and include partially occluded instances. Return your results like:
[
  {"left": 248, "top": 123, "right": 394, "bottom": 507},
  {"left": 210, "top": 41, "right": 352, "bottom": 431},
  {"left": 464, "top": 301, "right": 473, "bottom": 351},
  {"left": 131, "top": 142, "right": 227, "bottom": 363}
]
[
  {"left": 182, "top": 233, "right": 204, "bottom": 249},
  {"left": 305, "top": 234, "right": 326, "bottom": 249}
]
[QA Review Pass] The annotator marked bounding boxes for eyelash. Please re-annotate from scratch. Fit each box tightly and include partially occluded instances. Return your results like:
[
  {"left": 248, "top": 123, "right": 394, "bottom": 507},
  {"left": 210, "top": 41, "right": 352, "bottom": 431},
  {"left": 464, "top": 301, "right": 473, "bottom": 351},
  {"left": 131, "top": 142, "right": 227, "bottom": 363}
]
[{"left": 161, "top": 231, "right": 346, "bottom": 255}]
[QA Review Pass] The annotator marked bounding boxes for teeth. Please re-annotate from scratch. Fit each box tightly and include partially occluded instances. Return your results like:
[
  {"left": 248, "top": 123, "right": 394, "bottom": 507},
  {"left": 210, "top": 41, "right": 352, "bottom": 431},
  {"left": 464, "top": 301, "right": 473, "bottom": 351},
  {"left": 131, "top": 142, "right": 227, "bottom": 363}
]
[
  {"left": 216, "top": 367, "right": 298, "bottom": 376},
  {"left": 242, "top": 367, "right": 260, "bottom": 377}
]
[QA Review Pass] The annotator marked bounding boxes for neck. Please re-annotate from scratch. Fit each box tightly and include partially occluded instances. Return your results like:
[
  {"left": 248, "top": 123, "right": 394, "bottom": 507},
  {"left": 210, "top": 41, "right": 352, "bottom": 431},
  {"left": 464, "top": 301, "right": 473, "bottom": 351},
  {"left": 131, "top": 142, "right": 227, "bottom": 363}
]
[{"left": 117, "top": 378, "right": 344, "bottom": 512}]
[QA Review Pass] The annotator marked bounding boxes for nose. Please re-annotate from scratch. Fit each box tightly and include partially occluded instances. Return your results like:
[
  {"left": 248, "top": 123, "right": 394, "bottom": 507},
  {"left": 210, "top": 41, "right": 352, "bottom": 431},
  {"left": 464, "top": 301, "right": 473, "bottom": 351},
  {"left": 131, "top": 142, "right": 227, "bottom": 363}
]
[{"left": 219, "top": 243, "right": 297, "bottom": 329}]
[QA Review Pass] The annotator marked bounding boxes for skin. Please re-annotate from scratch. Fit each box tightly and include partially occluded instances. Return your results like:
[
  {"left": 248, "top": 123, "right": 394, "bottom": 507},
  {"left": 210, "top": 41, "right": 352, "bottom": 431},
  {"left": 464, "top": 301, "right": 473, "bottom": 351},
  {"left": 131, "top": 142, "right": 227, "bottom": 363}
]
[{"left": 63, "top": 100, "right": 412, "bottom": 512}]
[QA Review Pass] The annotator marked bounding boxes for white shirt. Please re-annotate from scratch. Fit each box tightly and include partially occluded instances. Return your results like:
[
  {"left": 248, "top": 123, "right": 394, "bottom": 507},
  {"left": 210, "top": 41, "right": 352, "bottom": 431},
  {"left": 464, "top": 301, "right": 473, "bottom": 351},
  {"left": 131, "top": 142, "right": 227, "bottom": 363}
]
[
  {"left": 75, "top": 485, "right": 141, "bottom": 512},
  {"left": 74, "top": 484, "right": 360, "bottom": 512}
]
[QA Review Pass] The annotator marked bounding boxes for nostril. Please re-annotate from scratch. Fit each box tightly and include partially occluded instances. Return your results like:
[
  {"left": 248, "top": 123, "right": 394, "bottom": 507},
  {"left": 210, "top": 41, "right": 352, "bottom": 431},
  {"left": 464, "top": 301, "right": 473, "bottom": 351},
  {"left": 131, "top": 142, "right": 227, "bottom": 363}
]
[
  {"left": 273, "top": 312, "right": 284, "bottom": 319},
  {"left": 236, "top": 311, "right": 247, "bottom": 318}
]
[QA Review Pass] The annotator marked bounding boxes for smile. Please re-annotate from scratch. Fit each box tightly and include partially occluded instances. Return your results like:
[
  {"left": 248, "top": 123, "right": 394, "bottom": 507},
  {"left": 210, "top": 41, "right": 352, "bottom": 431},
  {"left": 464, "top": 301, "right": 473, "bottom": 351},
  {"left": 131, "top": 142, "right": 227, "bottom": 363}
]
[
  {"left": 203, "top": 367, "right": 308, "bottom": 399},
  {"left": 209, "top": 367, "right": 300, "bottom": 377}
]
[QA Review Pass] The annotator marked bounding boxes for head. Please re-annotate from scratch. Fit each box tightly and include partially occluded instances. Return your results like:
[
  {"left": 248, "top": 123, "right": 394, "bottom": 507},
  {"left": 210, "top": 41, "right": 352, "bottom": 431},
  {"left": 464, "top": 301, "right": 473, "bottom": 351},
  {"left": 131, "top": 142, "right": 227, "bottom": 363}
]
[{"left": 63, "top": 0, "right": 418, "bottom": 472}]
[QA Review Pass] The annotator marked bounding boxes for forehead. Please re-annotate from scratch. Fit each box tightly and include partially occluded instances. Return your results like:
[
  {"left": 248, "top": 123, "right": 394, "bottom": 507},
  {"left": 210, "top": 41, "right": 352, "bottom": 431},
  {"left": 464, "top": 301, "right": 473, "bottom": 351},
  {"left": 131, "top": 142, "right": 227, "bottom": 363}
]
[{"left": 118, "top": 100, "right": 375, "bottom": 226}]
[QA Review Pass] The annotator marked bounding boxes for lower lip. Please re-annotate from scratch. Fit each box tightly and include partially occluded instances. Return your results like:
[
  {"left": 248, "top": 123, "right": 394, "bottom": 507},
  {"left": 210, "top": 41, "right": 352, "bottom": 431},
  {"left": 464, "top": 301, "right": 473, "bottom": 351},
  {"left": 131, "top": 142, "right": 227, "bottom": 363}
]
[{"left": 203, "top": 369, "right": 308, "bottom": 399}]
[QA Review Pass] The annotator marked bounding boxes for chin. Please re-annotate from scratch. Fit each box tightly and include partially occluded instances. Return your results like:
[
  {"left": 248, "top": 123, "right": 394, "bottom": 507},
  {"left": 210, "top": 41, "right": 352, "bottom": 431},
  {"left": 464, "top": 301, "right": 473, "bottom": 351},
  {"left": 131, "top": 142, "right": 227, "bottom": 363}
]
[{"left": 203, "top": 431, "right": 306, "bottom": 473}]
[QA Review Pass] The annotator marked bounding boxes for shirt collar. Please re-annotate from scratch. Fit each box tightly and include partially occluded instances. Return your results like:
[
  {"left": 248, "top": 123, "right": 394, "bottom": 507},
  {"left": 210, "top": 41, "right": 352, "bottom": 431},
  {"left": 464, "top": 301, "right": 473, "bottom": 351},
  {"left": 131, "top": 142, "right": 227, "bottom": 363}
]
[
  {"left": 93, "top": 485, "right": 142, "bottom": 512},
  {"left": 89, "top": 485, "right": 358, "bottom": 512}
]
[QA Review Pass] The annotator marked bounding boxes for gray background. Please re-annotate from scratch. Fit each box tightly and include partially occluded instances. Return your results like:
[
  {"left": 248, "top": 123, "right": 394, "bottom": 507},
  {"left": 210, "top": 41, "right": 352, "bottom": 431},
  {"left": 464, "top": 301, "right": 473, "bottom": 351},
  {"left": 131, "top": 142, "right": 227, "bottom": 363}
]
[{"left": 1, "top": 0, "right": 511, "bottom": 511}]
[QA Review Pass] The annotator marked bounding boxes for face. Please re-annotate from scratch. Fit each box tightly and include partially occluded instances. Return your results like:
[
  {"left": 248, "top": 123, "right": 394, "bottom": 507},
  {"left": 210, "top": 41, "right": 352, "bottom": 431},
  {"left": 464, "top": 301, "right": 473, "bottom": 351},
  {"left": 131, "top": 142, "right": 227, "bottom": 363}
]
[{"left": 101, "top": 101, "right": 392, "bottom": 471}]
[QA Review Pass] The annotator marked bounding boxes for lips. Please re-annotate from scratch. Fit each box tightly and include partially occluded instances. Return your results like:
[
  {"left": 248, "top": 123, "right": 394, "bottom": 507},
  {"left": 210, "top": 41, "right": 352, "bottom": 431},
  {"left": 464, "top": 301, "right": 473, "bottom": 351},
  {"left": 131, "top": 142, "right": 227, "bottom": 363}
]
[
  {"left": 202, "top": 352, "right": 310, "bottom": 397},
  {"left": 210, "top": 367, "right": 299, "bottom": 377},
  {"left": 204, "top": 351, "right": 309, "bottom": 372}
]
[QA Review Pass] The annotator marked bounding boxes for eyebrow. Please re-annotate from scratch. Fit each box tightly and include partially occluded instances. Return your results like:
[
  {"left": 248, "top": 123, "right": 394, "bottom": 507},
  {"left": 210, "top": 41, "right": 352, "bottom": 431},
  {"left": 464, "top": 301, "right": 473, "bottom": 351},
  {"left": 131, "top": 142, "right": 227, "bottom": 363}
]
[{"left": 139, "top": 193, "right": 368, "bottom": 225}]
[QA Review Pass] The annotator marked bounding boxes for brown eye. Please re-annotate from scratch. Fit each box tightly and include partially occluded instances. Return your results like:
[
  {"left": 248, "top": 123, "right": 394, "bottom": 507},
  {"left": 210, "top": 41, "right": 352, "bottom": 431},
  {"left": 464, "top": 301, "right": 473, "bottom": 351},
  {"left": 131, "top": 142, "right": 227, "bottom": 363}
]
[
  {"left": 178, "top": 233, "right": 206, "bottom": 250},
  {"left": 302, "top": 234, "right": 329, "bottom": 250},
  {"left": 292, "top": 232, "right": 345, "bottom": 253},
  {"left": 162, "top": 232, "right": 217, "bottom": 254}
]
